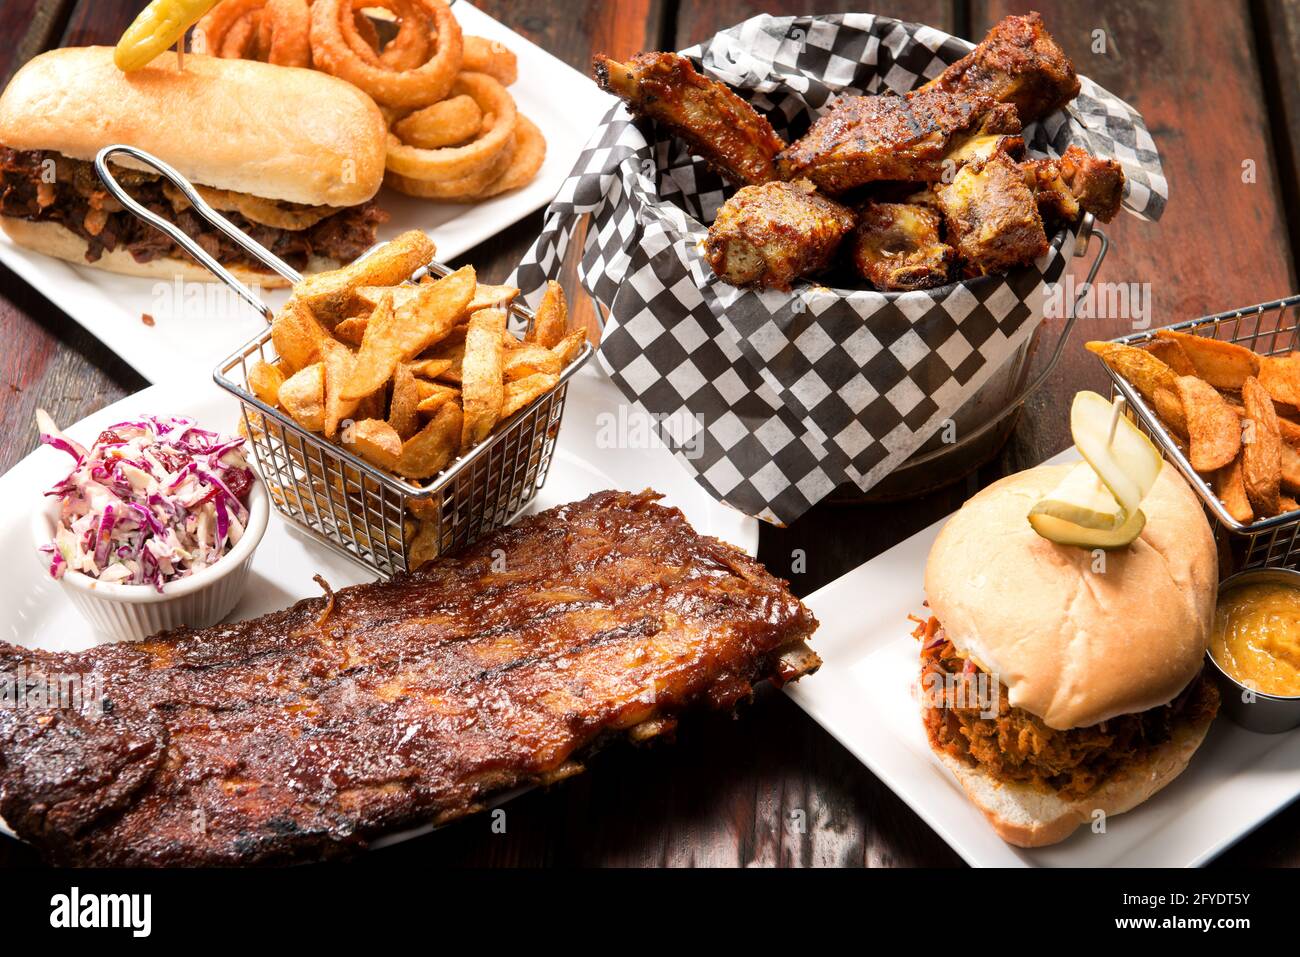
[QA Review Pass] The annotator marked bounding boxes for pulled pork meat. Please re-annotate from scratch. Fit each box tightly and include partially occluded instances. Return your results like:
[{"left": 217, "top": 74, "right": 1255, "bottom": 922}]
[
  {"left": 913, "top": 616, "right": 1219, "bottom": 800},
  {"left": 0, "top": 147, "right": 387, "bottom": 272}
]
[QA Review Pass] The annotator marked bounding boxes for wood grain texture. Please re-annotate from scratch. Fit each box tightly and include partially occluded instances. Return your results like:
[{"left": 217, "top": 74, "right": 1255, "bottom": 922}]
[
  {"left": 1254, "top": 0, "right": 1300, "bottom": 279},
  {"left": 1, "top": 0, "right": 1298, "bottom": 869}
]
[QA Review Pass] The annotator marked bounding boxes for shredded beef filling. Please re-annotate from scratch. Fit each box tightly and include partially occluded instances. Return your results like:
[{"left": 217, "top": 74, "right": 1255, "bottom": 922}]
[
  {"left": 0, "top": 147, "right": 386, "bottom": 272},
  {"left": 913, "top": 616, "right": 1219, "bottom": 800}
]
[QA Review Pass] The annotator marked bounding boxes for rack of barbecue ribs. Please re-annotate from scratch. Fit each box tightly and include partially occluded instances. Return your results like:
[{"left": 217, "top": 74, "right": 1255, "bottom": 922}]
[
  {"left": 0, "top": 491, "right": 819, "bottom": 866},
  {"left": 593, "top": 51, "right": 786, "bottom": 186},
  {"left": 850, "top": 202, "right": 954, "bottom": 291},
  {"left": 704, "top": 179, "right": 856, "bottom": 289}
]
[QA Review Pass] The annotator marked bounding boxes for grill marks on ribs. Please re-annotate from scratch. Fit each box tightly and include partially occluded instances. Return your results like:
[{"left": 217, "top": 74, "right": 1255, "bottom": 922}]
[
  {"left": 919, "top": 12, "right": 1081, "bottom": 125},
  {"left": 0, "top": 148, "right": 386, "bottom": 271},
  {"left": 775, "top": 89, "right": 1017, "bottom": 195},
  {"left": 0, "top": 491, "right": 819, "bottom": 866}
]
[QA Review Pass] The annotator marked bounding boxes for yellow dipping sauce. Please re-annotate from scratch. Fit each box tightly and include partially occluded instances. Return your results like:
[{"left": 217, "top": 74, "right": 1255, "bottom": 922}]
[{"left": 1212, "top": 582, "right": 1300, "bottom": 697}]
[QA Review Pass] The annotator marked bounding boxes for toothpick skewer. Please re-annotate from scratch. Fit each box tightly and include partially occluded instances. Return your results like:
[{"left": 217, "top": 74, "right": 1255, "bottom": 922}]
[
  {"left": 176, "top": 35, "right": 185, "bottom": 71},
  {"left": 1107, "top": 396, "right": 1126, "bottom": 447}
]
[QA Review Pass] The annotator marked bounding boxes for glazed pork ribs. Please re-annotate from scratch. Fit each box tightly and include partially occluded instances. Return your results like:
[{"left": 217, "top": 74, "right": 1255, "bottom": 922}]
[
  {"left": 775, "top": 88, "right": 1020, "bottom": 195},
  {"left": 921, "top": 12, "right": 1081, "bottom": 124},
  {"left": 1021, "top": 145, "right": 1125, "bottom": 224},
  {"left": 937, "top": 152, "right": 1048, "bottom": 277},
  {"left": 704, "top": 179, "right": 856, "bottom": 289},
  {"left": 0, "top": 490, "right": 820, "bottom": 866},
  {"left": 850, "top": 202, "right": 954, "bottom": 291},
  {"left": 593, "top": 51, "right": 787, "bottom": 186}
]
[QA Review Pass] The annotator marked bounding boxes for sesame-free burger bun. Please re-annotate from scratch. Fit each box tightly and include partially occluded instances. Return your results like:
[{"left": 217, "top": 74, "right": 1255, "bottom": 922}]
[{"left": 924, "top": 461, "right": 1217, "bottom": 731}]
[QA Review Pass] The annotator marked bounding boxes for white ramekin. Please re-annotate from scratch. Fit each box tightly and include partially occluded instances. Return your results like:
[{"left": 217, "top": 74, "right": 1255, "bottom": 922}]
[{"left": 31, "top": 480, "right": 269, "bottom": 643}]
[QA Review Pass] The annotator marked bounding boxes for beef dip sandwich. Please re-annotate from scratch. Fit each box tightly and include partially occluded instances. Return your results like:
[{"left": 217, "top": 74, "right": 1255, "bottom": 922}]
[
  {"left": 915, "top": 459, "right": 1221, "bottom": 847},
  {"left": 0, "top": 47, "right": 388, "bottom": 287}
]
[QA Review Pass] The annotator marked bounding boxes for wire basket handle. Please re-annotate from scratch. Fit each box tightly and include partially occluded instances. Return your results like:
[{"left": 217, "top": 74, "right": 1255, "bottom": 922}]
[{"left": 93, "top": 145, "right": 301, "bottom": 324}]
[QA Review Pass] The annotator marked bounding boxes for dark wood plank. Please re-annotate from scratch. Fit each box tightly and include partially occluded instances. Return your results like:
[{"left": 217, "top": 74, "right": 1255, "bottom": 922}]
[
  {"left": 1255, "top": 0, "right": 1300, "bottom": 280},
  {"left": 0, "top": 0, "right": 73, "bottom": 86}
]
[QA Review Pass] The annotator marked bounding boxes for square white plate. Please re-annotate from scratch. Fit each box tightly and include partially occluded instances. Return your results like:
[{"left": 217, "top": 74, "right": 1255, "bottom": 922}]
[
  {"left": 0, "top": 1, "right": 612, "bottom": 385},
  {"left": 787, "top": 451, "right": 1300, "bottom": 867}
]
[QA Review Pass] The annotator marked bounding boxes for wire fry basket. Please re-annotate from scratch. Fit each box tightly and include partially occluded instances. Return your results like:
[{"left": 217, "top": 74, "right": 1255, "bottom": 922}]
[
  {"left": 94, "top": 144, "right": 592, "bottom": 579},
  {"left": 1101, "top": 293, "right": 1300, "bottom": 570}
]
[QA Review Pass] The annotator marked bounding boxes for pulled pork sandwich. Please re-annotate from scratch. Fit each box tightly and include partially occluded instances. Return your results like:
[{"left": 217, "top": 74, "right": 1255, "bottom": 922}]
[
  {"left": 916, "top": 462, "right": 1219, "bottom": 847},
  {"left": 0, "top": 47, "right": 389, "bottom": 287}
]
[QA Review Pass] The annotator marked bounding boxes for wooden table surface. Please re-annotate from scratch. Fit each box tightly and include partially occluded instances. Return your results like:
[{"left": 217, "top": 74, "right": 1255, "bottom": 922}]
[{"left": 1, "top": 0, "right": 1297, "bottom": 867}]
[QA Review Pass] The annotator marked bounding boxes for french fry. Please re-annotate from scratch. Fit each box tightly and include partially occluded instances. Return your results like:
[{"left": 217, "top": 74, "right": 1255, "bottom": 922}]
[
  {"left": 1151, "top": 385, "right": 1188, "bottom": 437},
  {"left": 353, "top": 285, "right": 422, "bottom": 313},
  {"left": 409, "top": 358, "right": 453, "bottom": 380},
  {"left": 461, "top": 308, "right": 505, "bottom": 447},
  {"left": 248, "top": 359, "right": 285, "bottom": 407},
  {"left": 1174, "top": 375, "right": 1241, "bottom": 472},
  {"left": 292, "top": 229, "right": 436, "bottom": 321},
  {"left": 342, "top": 267, "right": 476, "bottom": 402},
  {"left": 502, "top": 373, "right": 558, "bottom": 419},
  {"left": 1242, "top": 375, "right": 1282, "bottom": 515},
  {"left": 529, "top": 280, "right": 567, "bottom": 348},
  {"left": 467, "top": 283, "right": 520, "bottom": 312},
  {"left": 1085, "top": 341, "right": 1177, "bottom": 403},
  {"left": 1154, "top": 329, "right": 1260, "bottom": 389},
  {"left": 1145, "top": 337, "right": 1196, "bottom": 376},
  {"left": 388, "top": 364, "right": 421, "bottom": 440},
  {"left": 1259, "top": 352, "right": 1300, "bottom": 407},
  {"left": 408, "top": 518, "right": 440, "bottom": 567},
  {"left": 397, "top": 400, "right": 463, "bottom": 479},
  {"left": 277, "top": 362, "right": 326, "bottom": 433},
  {"left": 551, "top": 329, "right": 586, "bottom": 366},
  {"left": 271, "top": 299, "right": 330, "bottom": 374},
  {"left": 333, "top": 316, "right": 368, "bottom": 347},
  {"left": 1216, "top": 457, "right": 1254, "bottom": 524},
  {"left": 320, "top": 338, "right": 360, "bottom": 440},
  {"left": 415, "top": 383, "right": 460, "bottom": 415},
  {"left": 504, "top": 342, "right": 561, "bottom": 381},
  {"left": 1281, "top": 441, "right": 1300, "bottom": 494},
  {"left": 348, "top": 419, "right": 403, "bottom": 471}
]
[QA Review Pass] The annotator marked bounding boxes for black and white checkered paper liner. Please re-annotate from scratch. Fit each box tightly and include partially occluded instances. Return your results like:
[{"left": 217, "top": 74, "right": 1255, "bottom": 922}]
[{"left": 510, "top": 12, "right": 1167, "bottom": 524}]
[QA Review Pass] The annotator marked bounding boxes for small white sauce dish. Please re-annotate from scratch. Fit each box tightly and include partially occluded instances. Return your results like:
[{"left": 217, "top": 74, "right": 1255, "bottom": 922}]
[{"left": 31, "top": 479, "right": 269, "bottom": 643}]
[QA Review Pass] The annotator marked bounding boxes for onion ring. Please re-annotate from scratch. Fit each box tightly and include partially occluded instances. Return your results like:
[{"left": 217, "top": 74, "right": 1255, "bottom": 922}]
[
  {"left": 385, "top": 132, "right": 515, "bottom": 198},
  {"left": 221, "top": 10, "right": 260, "bottom": 56},
  {"left": 309, "top": 0, "right": 462, "bottom": 108},
  {"left": 385, "top": 72, "right": 516, "bottom": 182},
  {"left": 472, "top": 114, "right": 545, "bottom": 199},
  {"left": 255, "top": 0, "right": 311, "bottom": 67},
  {"left": 195, "top": 0, "right": 265, "bottom": 57},
  {"left": 393, "top": 94, "right": 483, "bottom": 149},
  {"left": 341, "top": 0, "right": 430, "bottom": 70},
  {"left": 462, "top": 35, "right": 517, "bottom": 86}
]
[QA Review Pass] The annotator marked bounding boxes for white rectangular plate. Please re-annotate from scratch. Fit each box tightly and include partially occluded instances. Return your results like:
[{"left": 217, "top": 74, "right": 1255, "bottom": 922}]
[
  {"left": 787, "top": 451, "right": 1300, "bottom": 867},
  {"left": 0, "top": 1, "right": 611, "bottom": 385}
]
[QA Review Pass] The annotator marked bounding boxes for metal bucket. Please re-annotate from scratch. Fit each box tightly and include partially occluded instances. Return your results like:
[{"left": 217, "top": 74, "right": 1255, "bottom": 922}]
[{"left": 847, "top": 219, "right": 1109, "bottom": 502}]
